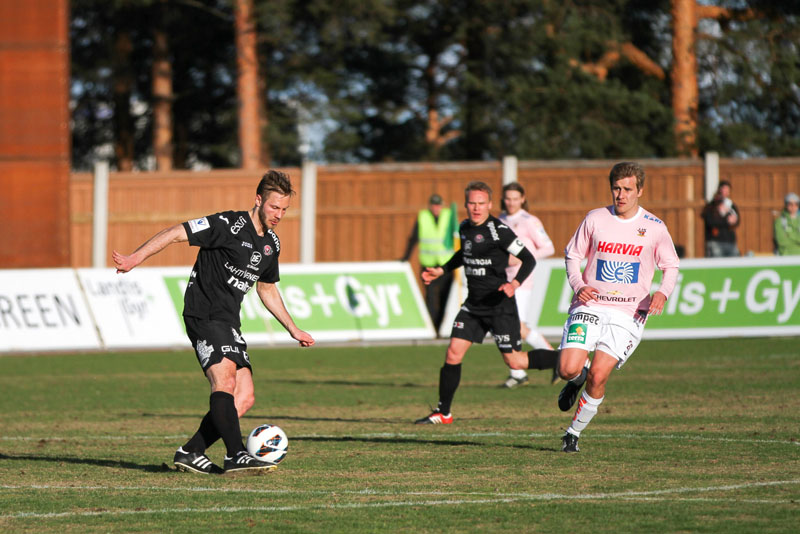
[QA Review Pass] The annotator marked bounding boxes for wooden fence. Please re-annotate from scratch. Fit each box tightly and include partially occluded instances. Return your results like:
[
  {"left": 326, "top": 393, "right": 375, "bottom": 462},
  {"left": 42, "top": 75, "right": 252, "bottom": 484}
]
[{"left": 69, "top": 158, "right": 800, "bottom": 270}]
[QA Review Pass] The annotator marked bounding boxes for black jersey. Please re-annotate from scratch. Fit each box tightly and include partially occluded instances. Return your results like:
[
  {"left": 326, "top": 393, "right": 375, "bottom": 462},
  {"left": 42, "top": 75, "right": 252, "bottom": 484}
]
[
  {"left": 181, "top": 210, "right": 280, "bottom": 326},
  {"left": 447, "top": 215, "right": 528, "bottom": 314}
]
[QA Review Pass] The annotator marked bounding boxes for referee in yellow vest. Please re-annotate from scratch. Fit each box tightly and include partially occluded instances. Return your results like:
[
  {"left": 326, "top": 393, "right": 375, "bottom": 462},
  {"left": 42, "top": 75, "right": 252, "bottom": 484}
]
[{"left": 401, "top": 194, "right": 456, "bottom": 336}]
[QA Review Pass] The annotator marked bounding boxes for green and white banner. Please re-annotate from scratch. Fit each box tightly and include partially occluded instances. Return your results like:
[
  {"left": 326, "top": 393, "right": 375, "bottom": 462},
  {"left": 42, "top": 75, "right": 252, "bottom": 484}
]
[
  {"left": 527, "top": 257, "right": 800, "bottom": 339},
  {"left": 2, "top": 257, "right": 798, "bottom": 353}
]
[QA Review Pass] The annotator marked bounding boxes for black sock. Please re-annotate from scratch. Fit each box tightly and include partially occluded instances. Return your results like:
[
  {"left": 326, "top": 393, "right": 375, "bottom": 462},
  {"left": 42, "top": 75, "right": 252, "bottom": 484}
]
[
  {"left": 437, "top": 363, "right": 461, "bottom": 415},
  {"left": 528, "top": 349, "right": 559, "bottom": 370},
  {"left": 209, "top": 391, "right": 244, "bottom": 458},
  {"left": 183, "top": 411, "right": 220, "bottom": 454},
  {"left": 573, "top": 366, "right": 588, "bottom": 386}
]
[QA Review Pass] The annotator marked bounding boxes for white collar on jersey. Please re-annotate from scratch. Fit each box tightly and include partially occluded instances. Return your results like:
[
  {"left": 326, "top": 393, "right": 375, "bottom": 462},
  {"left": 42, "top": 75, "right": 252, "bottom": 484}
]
[{"left": 610, "top": 205, "right": 643, "bottom": 223}]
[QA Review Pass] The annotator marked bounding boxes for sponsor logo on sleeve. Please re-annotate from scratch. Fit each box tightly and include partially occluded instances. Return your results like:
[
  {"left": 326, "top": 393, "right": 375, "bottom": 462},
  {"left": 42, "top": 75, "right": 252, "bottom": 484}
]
[
  {"left": 219, "top": 214, "right": 229, "bottom": 224},
  {"left": 188, "top": 217, "right": 210, "bottom": 233},
  {"left": 566, "top": 323, "right": 587, "bottom": 344},
  {"left": 596, "top": 259, "right": 640, "bottom": 284},
  {"left": 230, "top": 216, "right": 247, "bottom": 235},
  {"left": 487, "top": 221, "right": 500, "bottom": 241},
  {"left": 268, "top": 229, "right": 281, "bottom": 252}
]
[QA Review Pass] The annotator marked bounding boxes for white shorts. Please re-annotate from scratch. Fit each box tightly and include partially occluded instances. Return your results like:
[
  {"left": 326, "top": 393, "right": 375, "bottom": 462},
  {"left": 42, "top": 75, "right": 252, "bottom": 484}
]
[
  {"left": 559, "top": 305, "right": 646, "bottom": 368},
  {"left": 514, "top": 288, "right": 533, "bottom": 325}
]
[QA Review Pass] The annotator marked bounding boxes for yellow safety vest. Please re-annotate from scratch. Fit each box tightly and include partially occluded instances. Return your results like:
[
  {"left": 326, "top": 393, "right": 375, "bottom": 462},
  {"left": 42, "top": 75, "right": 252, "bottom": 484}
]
[{"left": 418, "top": 208, "right": 454, "bottom": 267}]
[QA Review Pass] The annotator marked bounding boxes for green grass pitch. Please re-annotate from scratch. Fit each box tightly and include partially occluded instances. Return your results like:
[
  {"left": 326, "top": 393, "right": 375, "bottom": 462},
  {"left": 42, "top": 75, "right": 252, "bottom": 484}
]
[{"left": 1, "top": 337, "right": 798, "bottom": 532}]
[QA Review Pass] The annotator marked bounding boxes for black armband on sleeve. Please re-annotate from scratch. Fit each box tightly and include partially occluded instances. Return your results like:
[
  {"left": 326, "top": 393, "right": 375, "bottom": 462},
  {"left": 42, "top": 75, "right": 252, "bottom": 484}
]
[
  {"left": 513, "top": 247, "right": 536, "bottom": 284},
  {"left": 442, "top": 250, "right": 463, "bottom": 272}
]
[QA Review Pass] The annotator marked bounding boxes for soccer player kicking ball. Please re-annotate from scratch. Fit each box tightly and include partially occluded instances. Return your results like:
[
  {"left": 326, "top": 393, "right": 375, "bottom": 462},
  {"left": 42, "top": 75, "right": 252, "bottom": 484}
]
[
  {"left": 415, "top": 181, "right": 560, "bottom": 425},
  {"left": 556, "top": 162, "right": 679, "bottom": 452},
  {"left": 113, "top": 170, "right": 314, "bottom": 474}
]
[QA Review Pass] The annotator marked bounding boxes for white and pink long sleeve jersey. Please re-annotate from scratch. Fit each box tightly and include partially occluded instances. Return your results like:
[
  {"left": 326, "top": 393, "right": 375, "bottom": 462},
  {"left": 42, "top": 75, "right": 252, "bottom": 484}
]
[
  {"left": 565, "top": 206, "right": 680, "bottom": 317},
  {"left": 501, "top": 209, "right": 555, "bottom": 290}
]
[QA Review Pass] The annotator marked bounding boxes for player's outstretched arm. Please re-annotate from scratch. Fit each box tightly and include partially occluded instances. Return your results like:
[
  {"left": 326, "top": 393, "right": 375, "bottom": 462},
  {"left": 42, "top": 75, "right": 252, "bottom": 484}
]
[
  {"left": 113, "top": 224, "right": 188, "bottom": 273},
  {"left": 256, "top": 281, "right": 315, "bottom": 347}
]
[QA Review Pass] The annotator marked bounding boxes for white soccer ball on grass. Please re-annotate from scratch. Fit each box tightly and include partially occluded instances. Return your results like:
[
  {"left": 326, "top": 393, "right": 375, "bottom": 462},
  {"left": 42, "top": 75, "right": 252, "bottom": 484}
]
[{"left": 246, "top": 424, "right": 289, "bottom": 464}]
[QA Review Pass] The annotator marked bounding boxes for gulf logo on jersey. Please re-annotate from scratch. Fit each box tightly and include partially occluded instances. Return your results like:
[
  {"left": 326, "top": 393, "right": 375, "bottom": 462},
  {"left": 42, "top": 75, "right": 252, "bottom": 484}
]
[{"left": 596, "top": 259, "right": 639, "bottom": 284}]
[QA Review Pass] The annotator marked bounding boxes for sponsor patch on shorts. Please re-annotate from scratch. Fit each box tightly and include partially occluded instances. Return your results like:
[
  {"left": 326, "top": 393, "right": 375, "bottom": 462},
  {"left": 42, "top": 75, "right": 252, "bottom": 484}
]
[{"left": 567, "top": 323, "right": 588, "bottom": 344}]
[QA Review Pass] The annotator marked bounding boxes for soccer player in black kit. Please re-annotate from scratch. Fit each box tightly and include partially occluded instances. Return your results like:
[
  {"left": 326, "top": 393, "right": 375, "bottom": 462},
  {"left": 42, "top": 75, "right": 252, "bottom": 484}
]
[
  {"left": 415, "top": 181, "right": 559, "bottom": 424},
  {"left": 113, "top": 170, "right": 314, "bottom": 474}
]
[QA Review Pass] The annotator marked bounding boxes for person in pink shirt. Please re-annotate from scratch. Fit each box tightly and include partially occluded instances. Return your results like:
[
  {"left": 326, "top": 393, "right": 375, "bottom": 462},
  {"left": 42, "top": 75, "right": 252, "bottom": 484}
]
[
  {"left": 499, "top": 182, "right": 558, "bottom": 388},
  {"left": 557, "top": 162, "right": 680, "bottom": 453}
]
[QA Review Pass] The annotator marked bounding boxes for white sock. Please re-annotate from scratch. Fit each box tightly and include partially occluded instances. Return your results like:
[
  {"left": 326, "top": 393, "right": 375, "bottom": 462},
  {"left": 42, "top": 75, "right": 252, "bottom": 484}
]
[
  {"left": 525, "top": 331, "right": 552, "bottom": 350},
  {"left": 509, "top": 368, "right": 527, "bottom": 380},
  {"left": 567, "top": 391, "right": 604, "bottom": 437}
]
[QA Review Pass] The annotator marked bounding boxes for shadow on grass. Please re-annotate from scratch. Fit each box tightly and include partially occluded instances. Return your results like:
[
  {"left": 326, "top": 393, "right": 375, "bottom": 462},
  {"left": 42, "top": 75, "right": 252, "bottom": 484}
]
[
  {"left": 292, "top": 435, "right": 542, "bottom": 451},
  {"left": 0, "top": 452, "right": 171, "bottom": 474},
  {"left": 266, "top": 379, "right": 428, "bottom": 388},
  {"left": 140, "top": 412, "right": 408, "bottom": 424}
]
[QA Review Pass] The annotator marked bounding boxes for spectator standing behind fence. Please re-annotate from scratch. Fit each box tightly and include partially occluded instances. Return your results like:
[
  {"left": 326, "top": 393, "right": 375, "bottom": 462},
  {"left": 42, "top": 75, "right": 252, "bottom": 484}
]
[
  {"left": 702, "top": 180, "right": 740, "bottom": 257},
  {"left": 774, "top": 192, "right": 800, "bottom": 255},
  {"left": 401, "top": 194, "right": 458, "bottom": 334}
]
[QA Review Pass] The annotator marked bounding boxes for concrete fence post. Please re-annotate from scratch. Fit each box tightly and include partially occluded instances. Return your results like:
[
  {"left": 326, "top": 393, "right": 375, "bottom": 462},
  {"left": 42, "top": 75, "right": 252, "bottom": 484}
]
[
  {"left": 92, "top": 160, "right": 109, "bottom": 268},
  {"left": 704, "top": 151, "right": 719, "bottom": 201},
  {"left": 300, "top": 159, "right": 317, "bottom": 264},
  {"left": 502, "top": 155, "right": 518, "bottom": 186}
]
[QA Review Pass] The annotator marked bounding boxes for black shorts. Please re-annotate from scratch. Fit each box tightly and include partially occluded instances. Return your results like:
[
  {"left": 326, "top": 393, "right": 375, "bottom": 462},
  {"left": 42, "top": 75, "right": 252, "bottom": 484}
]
[
  {"left": 450, "top": 308, "right": 522, "bottom": 353},
  {"left": 184, "top": 316, "right": 252, "bottom": 373}
]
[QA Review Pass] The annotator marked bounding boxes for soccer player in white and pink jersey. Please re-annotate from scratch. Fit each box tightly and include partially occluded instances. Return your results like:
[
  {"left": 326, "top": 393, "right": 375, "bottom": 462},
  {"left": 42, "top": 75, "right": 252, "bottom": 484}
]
[
  {"left": 556, "top": 162, "right": 680, "bottom": 453},
  {"left": 499, "top": 182, "right": 558, "bottom": 388}
]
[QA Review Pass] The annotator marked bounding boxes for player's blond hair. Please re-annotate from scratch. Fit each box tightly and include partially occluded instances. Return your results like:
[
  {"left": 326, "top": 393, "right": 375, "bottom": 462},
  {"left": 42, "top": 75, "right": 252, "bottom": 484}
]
[{"left": 609, "top": 162, "right": 645, "bottom": 190}]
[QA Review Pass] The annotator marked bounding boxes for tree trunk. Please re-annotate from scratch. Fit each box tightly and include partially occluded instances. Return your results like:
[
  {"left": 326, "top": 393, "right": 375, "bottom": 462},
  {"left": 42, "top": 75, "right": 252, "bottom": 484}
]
[
  {"left": 671, "top": 0, "right": 699, "bottom": 158},
  {"left": 112, "top": 28, "right": 134, "bottom": 171},
  {"left": 235, "top": 0, "right": 267, "bottom": 169},
  {"left": 152, "top": 0, "right": 173, "bottom": 170}
]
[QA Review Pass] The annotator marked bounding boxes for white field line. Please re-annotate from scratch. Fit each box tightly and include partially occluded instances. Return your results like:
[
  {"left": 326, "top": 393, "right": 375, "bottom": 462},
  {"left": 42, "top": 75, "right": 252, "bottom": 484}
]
[
  {"left": 1, "top": 480, "right": 798, "bottom": 499},
  {"left": 0, "top": 435, "right": 189, "bottom": 441},
  {"left": 2, "top": 480, "right": 798, "bottom": 520},
  {"left": 0, "top": 431, "right": 797, "bottom": 446}
]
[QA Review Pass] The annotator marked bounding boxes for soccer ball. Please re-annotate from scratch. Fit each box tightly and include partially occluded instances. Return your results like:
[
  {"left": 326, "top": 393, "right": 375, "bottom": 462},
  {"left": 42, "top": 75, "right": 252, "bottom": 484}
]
[{"left": 246, "top": 424, "right": 289, "bottom": 464}]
